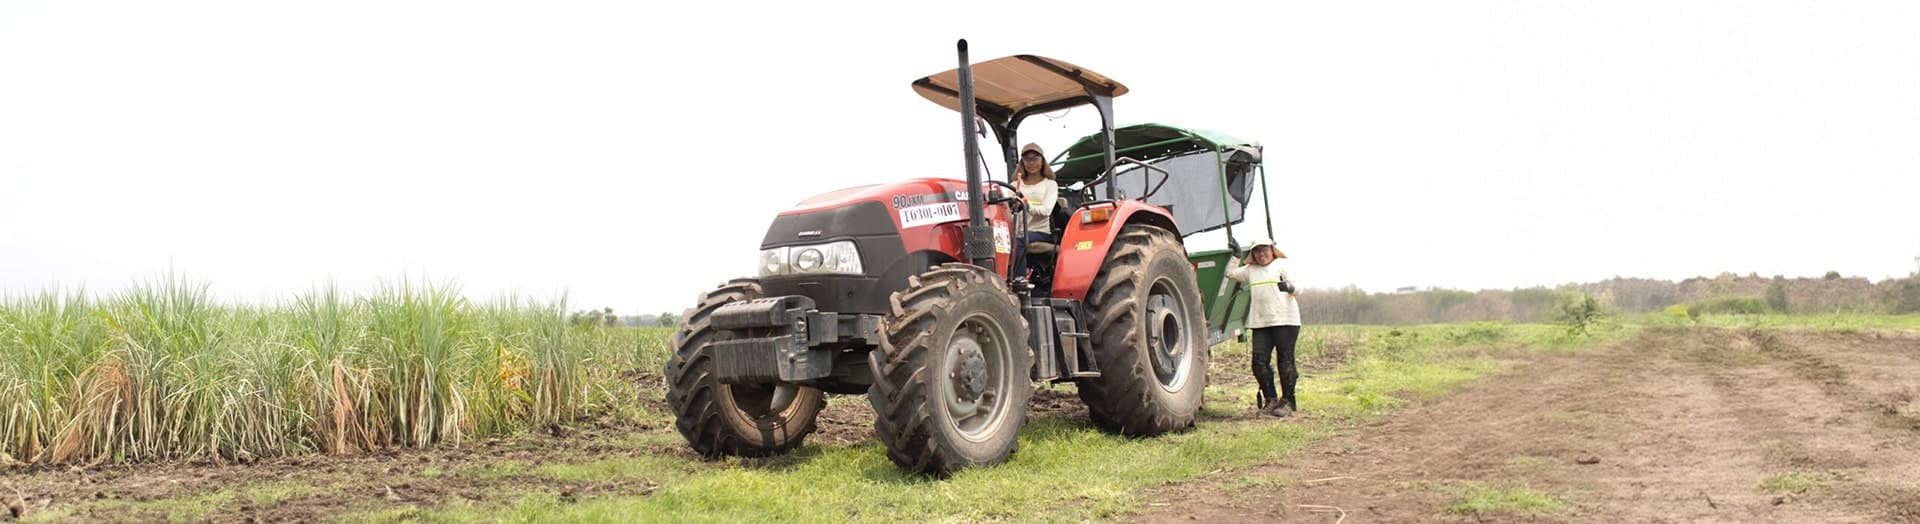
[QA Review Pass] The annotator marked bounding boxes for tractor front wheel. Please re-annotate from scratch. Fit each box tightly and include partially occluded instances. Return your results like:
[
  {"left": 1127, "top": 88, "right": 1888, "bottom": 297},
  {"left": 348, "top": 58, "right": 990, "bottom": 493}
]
[
  {"left": 869, "top": 264, "right": 1033, "bottom": 476},
  {"left": 666, "top": 278, "right": 826, "bottom": 457},
  {"left": 1079, "top": 225, "right": 1209, "bottom": 436}
]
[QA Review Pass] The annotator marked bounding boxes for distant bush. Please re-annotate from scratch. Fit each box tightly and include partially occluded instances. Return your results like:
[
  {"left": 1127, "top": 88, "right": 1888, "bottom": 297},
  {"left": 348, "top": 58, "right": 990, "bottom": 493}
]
[
  {"left": 1690, "top": 296, "right": 1771, "bottom": 315},
  {"left": 1766, "top": 276, "right": 1791, "bottom": 313},
  {"left": 1369, "top": 328, "right": 1421, "bottom": 360},
  {"left": 1444, "top": 322, "right": 1510, "bottom": 344},
  {"left": 1554, "top": 293, "right": 1609, "bottom": 336},
  {"left": 1663, "top": 304, "right": 1698, "bottom": 323}
]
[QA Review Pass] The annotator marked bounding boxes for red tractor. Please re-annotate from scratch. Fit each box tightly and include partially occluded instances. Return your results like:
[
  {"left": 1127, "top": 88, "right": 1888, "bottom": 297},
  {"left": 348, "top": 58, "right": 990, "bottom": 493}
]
[{"left": 668, "top": 41, "right": 1268, "bottom": 476}]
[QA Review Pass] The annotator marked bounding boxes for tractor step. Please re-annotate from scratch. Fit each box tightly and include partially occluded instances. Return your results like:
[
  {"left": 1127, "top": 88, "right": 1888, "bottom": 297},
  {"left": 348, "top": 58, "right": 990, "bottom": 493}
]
[
  {"left": 1026, "top": 298, "right": 1099, "bottom": 382},
  {"left": 1058, "top": 322, "right": 1098, "bottom": 379}
]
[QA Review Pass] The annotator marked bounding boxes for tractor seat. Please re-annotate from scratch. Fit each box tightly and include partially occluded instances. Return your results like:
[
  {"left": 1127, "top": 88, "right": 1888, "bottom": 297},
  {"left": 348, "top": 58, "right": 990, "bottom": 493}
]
[{"left": 1026, "top": 241, "right": 1057, "bottom": 256}]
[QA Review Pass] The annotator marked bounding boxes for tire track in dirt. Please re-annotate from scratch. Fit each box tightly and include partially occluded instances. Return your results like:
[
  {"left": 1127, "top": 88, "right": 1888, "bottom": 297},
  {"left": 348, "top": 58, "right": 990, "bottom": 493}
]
[{"left": 1131, "top": 329, "right": 1920, "bottom": 523}]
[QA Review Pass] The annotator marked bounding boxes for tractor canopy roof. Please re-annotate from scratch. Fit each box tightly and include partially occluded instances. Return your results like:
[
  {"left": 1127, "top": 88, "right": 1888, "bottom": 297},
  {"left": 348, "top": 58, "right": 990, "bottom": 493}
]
[
  {"left": 912, "top": 55, "right": 1128, "bottom": 122},
  {"left": 1053, "top": 123, "right": 1261, "bottom": 183}
]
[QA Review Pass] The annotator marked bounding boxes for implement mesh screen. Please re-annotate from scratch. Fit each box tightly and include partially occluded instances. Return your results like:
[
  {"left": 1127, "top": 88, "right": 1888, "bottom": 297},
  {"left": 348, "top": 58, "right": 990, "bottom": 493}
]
[{"left": 1091, "top": 151, "right": 1255, "bottom": 235}]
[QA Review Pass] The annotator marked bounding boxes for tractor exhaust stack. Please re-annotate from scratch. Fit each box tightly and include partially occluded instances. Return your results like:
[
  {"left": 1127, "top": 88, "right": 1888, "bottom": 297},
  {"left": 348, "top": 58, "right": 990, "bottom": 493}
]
[{"left": 956, "top": 39, "right": 995, "bottom": 268}]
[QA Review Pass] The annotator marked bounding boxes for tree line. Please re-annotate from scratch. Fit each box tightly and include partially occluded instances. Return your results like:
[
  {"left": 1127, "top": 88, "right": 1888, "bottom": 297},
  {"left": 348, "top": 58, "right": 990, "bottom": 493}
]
[
  {"left": 569, "top": 307, "right": 680, "bottom": 327},
  {"left": 1301, "top": 271, "right": 1920, "bottom": 325}
]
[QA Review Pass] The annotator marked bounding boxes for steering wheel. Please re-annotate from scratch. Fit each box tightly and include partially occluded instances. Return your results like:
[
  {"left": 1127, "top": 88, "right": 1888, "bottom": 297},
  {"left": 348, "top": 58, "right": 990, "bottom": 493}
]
[{"left": 984, "top": 180, "right": 1026, "bottom": 210}]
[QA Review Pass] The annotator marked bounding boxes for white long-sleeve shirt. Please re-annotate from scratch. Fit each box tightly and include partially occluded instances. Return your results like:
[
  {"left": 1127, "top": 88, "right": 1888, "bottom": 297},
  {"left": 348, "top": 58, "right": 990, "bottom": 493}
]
[
  {"left": 1016, "top": 178, "right": 1058, "bottom": 234},
  {"left": 1225, "top": 256, "right": 1302, "bottom": 328}
]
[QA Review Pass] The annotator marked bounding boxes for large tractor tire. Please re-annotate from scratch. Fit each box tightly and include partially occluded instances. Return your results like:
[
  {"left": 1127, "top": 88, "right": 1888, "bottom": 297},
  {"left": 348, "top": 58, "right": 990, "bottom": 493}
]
[
  {"left": 869, "top": 264, "right": 1033, "bottom": 476},
  {"left": 1079, "top": 225, "right": 1209, "bottom": 436},
  {"left": 666, "top": 278, "right": 826, "bottom": 457}
]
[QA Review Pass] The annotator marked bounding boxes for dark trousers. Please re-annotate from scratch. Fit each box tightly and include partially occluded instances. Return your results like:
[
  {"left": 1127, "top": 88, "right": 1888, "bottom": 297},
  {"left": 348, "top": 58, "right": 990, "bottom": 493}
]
[
  {"left": 1251, "top": 325, "right": 1301, "bottom": 409},
  {"left": 1010, "top": 231, "right": 1051, "bottom": 280}
]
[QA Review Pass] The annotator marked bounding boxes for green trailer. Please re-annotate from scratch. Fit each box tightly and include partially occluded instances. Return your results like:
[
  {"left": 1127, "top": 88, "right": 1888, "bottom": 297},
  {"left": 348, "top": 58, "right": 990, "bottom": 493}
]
[{"left": 1051, "top": 123, "right": 1273, "bottom": 346}]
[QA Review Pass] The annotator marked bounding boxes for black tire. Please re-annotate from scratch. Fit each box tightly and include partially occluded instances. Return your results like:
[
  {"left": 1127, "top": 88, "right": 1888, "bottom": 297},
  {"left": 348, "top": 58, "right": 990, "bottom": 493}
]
[
  {"left": 1078, "top": 225, "right": 1209, "bottom": 436},
  {"left": 869, "top": 264, "right": 1033, "bottom": 476},
  {"left": 665, "top": 278, "right": 826, "bottom": 457}
]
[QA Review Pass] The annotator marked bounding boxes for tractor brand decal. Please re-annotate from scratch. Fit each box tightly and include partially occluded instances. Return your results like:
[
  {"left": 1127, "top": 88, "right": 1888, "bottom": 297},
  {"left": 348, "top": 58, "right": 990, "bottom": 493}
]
[
  {"left": 897, "top": 202, "right": 964, "bottom": 229},
  {"left": 993, "top": 225, "right": 1010, "bottom": 254},
  {"left": 889, "top": 191, "right": 968, "bottom": 209},
  {"left": 1195, "top": 261, "right": 1217, "bottom": 269},
  {"left": 1075, "top": 241, "right": 1093, "bottom": 251}
]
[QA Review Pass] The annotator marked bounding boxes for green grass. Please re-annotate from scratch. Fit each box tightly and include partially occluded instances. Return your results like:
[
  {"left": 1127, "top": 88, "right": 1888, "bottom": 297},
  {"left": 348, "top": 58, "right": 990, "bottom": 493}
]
[
  {"left": 358, "top": 321, "right": 1618, "bottom": 522},
  {"left": 1761, "top": 471, "right": 1844, "bottom": 494},
  {"left": 367, "top": 418, "right": 1328, "bottom": 523},
  {"left": 452, "top": 453, "right": 702, "bottom": 484},
  {"left": 1442, "top": 482, "right": 1569, "bottom": 515}
]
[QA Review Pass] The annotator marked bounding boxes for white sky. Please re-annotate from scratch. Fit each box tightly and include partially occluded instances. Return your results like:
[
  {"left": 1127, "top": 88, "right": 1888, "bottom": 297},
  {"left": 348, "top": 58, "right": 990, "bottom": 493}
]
[{"left": 3, "top": 1, "right": 1918, "bottom": 314}]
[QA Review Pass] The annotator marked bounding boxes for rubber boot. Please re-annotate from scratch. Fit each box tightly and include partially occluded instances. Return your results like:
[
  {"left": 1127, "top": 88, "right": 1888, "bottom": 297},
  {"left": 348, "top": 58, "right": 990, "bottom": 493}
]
[
  {"left": 1260, "top": 400, "right": 1284, "bottom": 418},
  {"left": 1271, "top": 399, "right": 1295, "bottom": 418}
]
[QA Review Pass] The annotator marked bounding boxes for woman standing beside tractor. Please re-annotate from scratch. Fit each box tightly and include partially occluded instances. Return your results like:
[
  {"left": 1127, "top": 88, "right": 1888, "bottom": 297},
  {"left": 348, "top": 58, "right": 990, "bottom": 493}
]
[{"left": 1226, "top": 240, "right": 1303, "bottom": 417}]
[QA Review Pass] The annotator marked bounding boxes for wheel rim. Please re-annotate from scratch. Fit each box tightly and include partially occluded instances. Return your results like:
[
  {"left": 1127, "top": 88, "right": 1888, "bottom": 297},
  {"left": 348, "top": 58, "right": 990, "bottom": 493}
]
[
  {"left": 1146, "top": 276, "right": 1193, "bottom": 392},
  {"left": 726, "top": 383, "right": 799, "bottom": 420},
  {"left": 942, "top": 313, "right": 1016, "bottom": 442}
]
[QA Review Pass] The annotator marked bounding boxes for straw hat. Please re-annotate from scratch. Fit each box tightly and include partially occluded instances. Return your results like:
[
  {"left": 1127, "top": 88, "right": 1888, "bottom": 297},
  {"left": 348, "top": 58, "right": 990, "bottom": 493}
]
[{"left": 1246, "top": 239, "right": 1287, "bottom": 259}]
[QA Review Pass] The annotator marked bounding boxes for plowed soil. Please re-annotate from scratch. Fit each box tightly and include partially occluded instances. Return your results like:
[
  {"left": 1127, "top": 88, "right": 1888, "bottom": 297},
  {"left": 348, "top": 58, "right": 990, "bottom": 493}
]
[{"left": 1133, "top": 329, "right": 1920, "bottom": 523}]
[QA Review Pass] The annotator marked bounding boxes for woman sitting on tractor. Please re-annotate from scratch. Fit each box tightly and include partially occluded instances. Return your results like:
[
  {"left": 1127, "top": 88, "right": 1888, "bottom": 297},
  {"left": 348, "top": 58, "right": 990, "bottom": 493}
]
[{"left": 1010, "top": 142, "right": 1059, "bottom": 286}]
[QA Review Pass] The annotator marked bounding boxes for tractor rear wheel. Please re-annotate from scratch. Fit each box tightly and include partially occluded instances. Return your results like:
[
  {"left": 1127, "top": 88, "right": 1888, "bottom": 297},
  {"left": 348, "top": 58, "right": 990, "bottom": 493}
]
[
  {"left": 1079, "top": 225, "right": 1209, "bottom": 436},
  {"left": 666, "top": 278, "right": 826, "bottom": 457},
  {"left": 869, "top": 264, "right": 1033, "bottom": 476}
]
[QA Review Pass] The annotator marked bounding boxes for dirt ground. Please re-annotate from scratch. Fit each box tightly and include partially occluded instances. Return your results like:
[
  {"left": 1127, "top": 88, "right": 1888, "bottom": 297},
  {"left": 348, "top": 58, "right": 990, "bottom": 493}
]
[
  {"left": 5, "top": 329, "right": 1915, "bottom": 522},
  {"left": 1134, "top": 329, "right": 1920, "bottom": 523}
]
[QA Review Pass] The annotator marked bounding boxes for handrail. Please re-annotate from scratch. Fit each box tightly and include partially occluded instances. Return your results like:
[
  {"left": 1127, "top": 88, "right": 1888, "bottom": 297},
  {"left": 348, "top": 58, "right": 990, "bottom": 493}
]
[{"left": 1081, "top": 157, "right": 1172, "bottom": 200}]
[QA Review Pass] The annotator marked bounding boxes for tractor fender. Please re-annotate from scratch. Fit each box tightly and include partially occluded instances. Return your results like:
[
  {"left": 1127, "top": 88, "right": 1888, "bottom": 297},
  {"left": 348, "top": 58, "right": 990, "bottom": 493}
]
[{"left": 1048, "top": 201, "right": 1179, "bottom": 301}]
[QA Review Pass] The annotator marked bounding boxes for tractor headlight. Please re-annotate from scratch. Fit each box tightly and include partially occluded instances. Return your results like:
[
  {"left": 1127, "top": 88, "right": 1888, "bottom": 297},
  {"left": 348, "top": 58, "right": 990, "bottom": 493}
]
[
  {"left": 755, "top": 240, "right": 863, "bottom": 276},
  {"left": 795, "top": 240, "right": 862, "bottom": 275},
  {"left": 757, "top": 247, "right": 790, "bottom": 277},
  {"left": 793, "top": 248, "right": 825, "bottom": 272}
]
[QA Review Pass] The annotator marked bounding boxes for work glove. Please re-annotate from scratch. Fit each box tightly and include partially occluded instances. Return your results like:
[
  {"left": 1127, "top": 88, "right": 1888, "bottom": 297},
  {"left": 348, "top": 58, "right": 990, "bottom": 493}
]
[
  {"left": 1228, "top": 238, "right": 1243, "bottom": 258},
  {"left": 1278, "top": 281, "right": 1297, "bottom": 294}
]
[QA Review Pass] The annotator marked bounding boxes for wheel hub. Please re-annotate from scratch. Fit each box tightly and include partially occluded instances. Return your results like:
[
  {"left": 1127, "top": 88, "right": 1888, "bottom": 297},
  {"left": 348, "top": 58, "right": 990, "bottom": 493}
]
[
  {"left": 1147, "top": 294, "right": 1182, "bottom": 378},
  {"left": 955, "top": 339, "right": 989, "bottom": 401},
  {"left": 942, "top": 315, "right": 1012, "bottom": 443}
]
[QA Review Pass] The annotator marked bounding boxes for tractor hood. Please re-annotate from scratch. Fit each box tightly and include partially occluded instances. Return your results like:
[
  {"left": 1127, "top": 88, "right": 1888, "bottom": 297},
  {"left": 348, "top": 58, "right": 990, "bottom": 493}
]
[
  {"left": 758, "top": 177, "right": 1012, "bottom": 316},
  {"left": 779, "top": 177, "right": 978, "bottom": 233}
]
